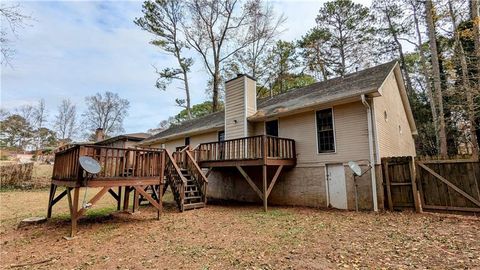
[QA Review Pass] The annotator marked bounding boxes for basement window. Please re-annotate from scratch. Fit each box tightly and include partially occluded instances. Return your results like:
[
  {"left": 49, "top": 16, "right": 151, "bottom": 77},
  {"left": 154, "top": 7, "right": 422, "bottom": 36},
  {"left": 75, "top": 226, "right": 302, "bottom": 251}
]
[{"left": 316, "top": 108, "right": 335, "bottom": 153}]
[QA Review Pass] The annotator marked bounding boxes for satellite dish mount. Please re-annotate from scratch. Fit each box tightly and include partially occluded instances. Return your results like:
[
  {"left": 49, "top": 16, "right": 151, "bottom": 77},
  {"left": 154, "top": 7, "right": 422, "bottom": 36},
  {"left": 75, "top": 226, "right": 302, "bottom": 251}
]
[
  {"left": 347, "top": 161, "right": 373, "bottom": 212},
  {"left": 79, "top": 156, "right": 102, "bottom": 209}
]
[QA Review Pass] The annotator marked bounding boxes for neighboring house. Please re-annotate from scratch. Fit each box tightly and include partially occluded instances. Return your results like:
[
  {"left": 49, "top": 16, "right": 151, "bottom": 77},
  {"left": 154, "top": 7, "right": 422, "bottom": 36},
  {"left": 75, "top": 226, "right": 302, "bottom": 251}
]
[
  {"left": 95, "top": 132, "right": 151, "bottom": 148},
  {"left": 139, "top": 61, "right": 417, "bottom": 211}
]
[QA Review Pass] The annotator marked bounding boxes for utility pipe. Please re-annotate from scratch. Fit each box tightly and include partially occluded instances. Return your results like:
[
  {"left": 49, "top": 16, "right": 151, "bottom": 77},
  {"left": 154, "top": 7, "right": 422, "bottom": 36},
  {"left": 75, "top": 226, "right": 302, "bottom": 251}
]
[{"left": 361, "top": 94, "right": 379, "bottom": 211}]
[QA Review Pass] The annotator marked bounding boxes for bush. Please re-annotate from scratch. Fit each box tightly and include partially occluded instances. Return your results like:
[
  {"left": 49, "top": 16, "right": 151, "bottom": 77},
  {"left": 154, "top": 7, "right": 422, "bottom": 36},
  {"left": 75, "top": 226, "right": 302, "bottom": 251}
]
[{"left": 0, "top": 162, "right": 34, "bottom": 188}]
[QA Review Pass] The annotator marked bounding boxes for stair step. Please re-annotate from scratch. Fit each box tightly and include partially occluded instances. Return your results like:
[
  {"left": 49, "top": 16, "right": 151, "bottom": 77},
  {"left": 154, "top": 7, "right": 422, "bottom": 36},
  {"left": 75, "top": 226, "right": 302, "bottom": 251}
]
[
  {"left": 183, "top": 202, "right": 205, "bottom": 210},
  {"left": 185, "top": 195, "right": 202, "bottom": 200}
]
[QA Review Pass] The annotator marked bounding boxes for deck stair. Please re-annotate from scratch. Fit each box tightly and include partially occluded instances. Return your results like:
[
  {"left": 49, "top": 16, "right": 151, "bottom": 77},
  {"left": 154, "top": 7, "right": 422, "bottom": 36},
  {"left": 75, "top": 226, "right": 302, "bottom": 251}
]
[{"left": 164, "top": 149, "right": 208, "bottom": 212}]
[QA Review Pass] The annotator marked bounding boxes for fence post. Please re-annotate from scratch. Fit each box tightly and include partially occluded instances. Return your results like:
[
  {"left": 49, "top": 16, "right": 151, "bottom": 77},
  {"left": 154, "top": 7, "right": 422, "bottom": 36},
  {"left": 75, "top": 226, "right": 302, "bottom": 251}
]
[
  {"left": 409, "top": 156, "right": 421, "bottom": 213},
  {"left": 382, "top": 159, "right": 393, "bottom": 211}
]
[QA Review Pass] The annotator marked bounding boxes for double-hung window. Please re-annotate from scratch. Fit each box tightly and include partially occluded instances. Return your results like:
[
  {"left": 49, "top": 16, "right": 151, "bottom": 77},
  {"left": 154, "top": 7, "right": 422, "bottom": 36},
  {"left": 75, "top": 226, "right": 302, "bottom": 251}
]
[{"left": 316, "top": 108, "right": 335, "bottom": 153}]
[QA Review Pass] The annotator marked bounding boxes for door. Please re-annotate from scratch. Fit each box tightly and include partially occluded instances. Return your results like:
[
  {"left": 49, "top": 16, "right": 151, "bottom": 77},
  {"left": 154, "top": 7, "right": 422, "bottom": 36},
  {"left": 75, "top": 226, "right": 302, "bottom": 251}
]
[{"left": 327, "top": 164, "right": 348, "bottom": 209}]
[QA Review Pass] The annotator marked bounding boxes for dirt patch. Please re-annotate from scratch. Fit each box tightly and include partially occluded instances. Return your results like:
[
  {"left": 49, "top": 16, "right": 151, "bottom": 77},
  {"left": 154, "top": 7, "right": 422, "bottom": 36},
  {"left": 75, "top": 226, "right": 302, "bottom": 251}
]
[{"left": 0, "top": 190, "right": 479, "bottom": 269}]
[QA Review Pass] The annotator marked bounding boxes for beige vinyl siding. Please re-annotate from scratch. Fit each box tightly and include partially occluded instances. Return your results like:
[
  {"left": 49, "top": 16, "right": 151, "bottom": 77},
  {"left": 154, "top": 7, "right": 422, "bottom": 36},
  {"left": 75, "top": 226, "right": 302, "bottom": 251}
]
[
  {"left": 225, "top": 78, "right": 246, "bottom": 139},
  {"left": 245, "top": 78, "right": 256, "bottom": 117},
  {"left": 278, "top": 102, "right": 370, "bottom": 165},
  {"left": 373, "top": 72, "right": 416, "bottom": 157},
  {"left": 161, "top": 138, "right": 184, "bottom": 153},
  {"left": 190, "top": 131, "right": 219, "bottom": 147}
]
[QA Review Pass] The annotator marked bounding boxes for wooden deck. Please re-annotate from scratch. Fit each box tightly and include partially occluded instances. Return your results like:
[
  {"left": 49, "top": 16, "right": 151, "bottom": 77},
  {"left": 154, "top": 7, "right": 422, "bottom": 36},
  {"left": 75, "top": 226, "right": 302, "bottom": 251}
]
[
  {"left": 48, "top": 135, "right": 297, "bottom": 236},
  {"left": 194, "top": 135, "right": 296, "bottom": 167},
  {"left": 193, "top": 135, "right": 297, "bottom": 212}
]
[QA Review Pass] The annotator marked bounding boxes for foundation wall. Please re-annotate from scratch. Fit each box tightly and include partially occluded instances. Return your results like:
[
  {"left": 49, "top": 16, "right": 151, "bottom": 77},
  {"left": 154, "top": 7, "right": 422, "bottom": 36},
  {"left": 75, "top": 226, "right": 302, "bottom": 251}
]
[{"left": 207, "top": 164, "right": 384, "bottom": 211}]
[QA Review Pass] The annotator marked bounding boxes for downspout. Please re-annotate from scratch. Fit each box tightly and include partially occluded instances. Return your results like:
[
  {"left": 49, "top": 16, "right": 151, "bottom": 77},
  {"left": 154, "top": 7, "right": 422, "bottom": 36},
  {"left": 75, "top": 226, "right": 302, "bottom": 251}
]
[{"left": 361, "top": 94, "right": 379, "bottom": 212}]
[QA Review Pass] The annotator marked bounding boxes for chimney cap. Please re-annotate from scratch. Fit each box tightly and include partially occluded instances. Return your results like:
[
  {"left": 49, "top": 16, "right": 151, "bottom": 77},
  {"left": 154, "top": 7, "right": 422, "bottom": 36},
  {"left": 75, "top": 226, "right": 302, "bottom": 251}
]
[{"left": 225, "top": 73, "right": 256, "bottom": 84}]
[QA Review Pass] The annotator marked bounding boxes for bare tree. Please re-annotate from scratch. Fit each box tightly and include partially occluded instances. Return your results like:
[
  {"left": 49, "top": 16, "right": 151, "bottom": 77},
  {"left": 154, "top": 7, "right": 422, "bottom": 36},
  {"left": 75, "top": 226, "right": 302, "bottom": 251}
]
[
  {"left": 135, "top": 0, "right": 194, "bottom": 119},
  {"left": 372, "top": 0, "right": 414, "bottom": 95},
  {"left": 184, "top": 0, "right": 265, "bottom": 112},
  {"left": 54, "top": 99, "right": 77, "bottom": 142},
  {"left": 0, "top": 3, "right": 31, "bottom": 66},
  {"left": 425, "top": 0, "right": 448, "bottom": 157},
  {"left": 82, "top": 91, "right": 130, "bottom": 138},
  {"left": 231, "top": 1, "right": 285, "bottom": 86}
]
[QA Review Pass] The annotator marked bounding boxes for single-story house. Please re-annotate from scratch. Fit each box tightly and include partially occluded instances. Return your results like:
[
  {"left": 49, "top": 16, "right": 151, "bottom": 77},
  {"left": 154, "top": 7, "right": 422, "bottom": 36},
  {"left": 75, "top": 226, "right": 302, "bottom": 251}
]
[
  {"left": 139, "top": 61, "right": 417, "bottom": 211},
  {"left": 95, "top": 131, "right": 150, "bottom": 149}
]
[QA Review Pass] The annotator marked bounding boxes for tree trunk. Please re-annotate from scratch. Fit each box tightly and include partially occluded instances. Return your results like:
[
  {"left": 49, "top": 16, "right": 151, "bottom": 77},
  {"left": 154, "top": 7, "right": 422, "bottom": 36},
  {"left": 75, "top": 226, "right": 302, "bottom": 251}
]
[
  {"left": 448, "top": 0, "right": 479, "bottom": 157},
  {"left": 212, "top": 65, "right": 220, "bottom": 112},
  {"left": 472, "top": 0, "right": 480, "bottom": 156},
  {"left": 412, "top": 1, "right": 439, "bottom": 151},
  {"left": 384, "top": 9, "right": 414, "bottom": 96},
  {"left": 183, "top": 71, "right": 192, "bottom": 119},
  {"left": 425, "top": 0, "right": 448, "bottom": 157}
]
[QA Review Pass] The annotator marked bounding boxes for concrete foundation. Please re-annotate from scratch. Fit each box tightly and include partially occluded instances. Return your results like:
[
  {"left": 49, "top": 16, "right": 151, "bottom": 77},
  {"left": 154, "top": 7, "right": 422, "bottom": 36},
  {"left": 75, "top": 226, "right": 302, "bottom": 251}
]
[{"left": 206, "top": 164, "right": 385, "bottom": 211}]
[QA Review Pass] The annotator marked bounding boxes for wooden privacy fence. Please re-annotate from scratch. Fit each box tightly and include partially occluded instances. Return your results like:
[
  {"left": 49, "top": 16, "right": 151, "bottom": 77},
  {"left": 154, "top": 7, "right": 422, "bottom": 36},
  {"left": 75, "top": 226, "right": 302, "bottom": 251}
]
[{"left": 382, "top": 156, "right": 480, "bottom": 213}]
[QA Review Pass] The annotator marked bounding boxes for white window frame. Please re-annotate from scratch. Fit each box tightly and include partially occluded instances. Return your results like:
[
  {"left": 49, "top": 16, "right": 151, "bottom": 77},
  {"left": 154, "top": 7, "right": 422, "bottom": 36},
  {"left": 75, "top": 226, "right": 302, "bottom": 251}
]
[{"left": 315, "top": 107, "right": 337, "bottom": 154}]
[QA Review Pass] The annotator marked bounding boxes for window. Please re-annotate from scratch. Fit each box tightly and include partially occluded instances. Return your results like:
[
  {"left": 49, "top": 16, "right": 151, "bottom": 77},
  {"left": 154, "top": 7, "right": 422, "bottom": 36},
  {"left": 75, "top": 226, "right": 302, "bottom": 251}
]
[
  {"left": 266, "top": 120, "right": 279, "bottom": 137},
  {"left": 316, "top": 108, "right": 335, "bottom": 153},
  {"left": 184, "top": 137, "right": 190, "bottom": 146},
  {"left": 384, "top": 110, "right": 388, "bottom": 121},
  {"left": 218, "top": 131, "right": 225, "bottom": 142}
]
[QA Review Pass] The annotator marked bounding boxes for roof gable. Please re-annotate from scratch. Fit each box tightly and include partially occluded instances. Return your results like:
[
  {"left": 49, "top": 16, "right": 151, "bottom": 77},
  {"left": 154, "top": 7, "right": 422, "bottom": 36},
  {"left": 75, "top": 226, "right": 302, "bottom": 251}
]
[{"left": 142, "top": 61, "right": 402, "bottom": 144}]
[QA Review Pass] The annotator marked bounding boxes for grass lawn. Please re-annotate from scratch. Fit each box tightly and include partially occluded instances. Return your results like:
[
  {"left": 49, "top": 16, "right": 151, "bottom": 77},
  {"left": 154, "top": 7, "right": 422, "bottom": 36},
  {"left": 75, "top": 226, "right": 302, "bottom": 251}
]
[{"left": 0, "top": 189, "right": 479, "bottom": 269}]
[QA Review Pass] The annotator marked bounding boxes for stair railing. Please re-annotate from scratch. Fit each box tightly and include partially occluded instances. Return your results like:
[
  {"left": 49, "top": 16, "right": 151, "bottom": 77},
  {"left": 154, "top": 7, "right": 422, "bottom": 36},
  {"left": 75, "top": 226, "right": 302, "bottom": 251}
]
[
  {"left": 164, "top": 149, "right": 187, "bottom": 211},
  {"left": 184, "top": 149, "right": 208, "bottom": 203}
]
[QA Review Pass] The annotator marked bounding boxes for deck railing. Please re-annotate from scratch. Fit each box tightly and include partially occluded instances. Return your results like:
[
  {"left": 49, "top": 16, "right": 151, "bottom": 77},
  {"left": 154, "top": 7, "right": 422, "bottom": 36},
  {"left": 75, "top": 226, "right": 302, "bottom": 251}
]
[
  {"left": 195, "top": 135, "right": 296, "bottom": 162},
  {"left": 52, "top": 145, "right": 164, "bottom": 181}
]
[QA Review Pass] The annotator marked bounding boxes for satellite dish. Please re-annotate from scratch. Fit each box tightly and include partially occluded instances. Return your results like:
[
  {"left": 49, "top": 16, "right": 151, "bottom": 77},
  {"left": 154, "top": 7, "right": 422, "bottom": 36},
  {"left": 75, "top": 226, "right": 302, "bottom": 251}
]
[
  {"left": 79, "top": 156, "right": 101, "bottom": 174},
  {"left": 348, "top": 161, "right": 362, "bottom": 176}
]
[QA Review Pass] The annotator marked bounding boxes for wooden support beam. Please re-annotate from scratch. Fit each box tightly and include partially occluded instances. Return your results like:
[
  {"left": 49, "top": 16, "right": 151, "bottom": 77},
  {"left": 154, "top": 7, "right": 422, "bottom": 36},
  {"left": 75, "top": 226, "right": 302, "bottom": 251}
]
[
  {"left": 383, "top": 161, "right": 393, "bottom": 211},
  {"left": 76, "top": 186, "right": 111, "bottom": 218},
  {"left": 418, "top": 162, "right": 480, "bottom": 207},
  {"left": 47, "top": 184, "right": 57, "bottom": 218},
  {"left": 117, "top": 187, "right": 122, "bottom": 211},
  {"left": 205, "top": 167, "right": 213, "bottom": 177},
  {"left": 409, "top": 157, "right": 421, "bottom": 213},
  {"left": 263, "top": 165, "right": 267, "bottom": 212},
  {"left": 67, "top": 188, "right": 73, "bottom": 217},
  {"left": 71, "top": 187, "right": 80, "bottom": 238},
  {"left": 108, "top": 188, "right": 120, "bottom": 201},
  {"left": 123, "top": 186, "right": 131, "bottom": 211},
  {"left": 133, "top": 186, "right": 140, "bottom": 212},
  {"left": 134, "top": 186, "right": 162, "bottom": 210},
  {"left": 51, "top": 190, "right": 68, "bottom": 206},
  {"left": 236, "top": 166, "right": 263, "bottom": 200},
  {"left": 266, "top": 165, "right": 283, "bottom": 198}
]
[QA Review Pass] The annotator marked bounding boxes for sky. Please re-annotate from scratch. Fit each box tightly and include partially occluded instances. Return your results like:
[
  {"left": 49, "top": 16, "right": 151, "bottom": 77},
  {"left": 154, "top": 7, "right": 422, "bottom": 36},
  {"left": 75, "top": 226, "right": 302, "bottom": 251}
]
[{"left": 1, "top": 0, "right": 372, "bottom": 136}]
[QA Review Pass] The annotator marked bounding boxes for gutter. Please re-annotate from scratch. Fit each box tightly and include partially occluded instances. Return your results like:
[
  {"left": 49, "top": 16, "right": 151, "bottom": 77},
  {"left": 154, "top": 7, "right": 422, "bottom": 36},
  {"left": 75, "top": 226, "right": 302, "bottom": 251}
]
[{"left": 361, "top": 94, "right": 379, "bottom": 212}]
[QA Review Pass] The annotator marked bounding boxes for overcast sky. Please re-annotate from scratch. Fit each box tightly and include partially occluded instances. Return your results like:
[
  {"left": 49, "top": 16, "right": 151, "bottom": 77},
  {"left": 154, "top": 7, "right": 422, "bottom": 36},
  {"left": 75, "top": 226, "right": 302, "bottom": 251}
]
[{"left": 1, "top": 0, "right": 371, "bottom": 135}]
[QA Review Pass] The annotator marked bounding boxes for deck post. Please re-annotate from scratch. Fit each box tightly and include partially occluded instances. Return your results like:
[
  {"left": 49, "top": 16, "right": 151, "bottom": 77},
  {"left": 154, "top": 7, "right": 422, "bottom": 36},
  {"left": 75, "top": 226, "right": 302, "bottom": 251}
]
[
  {"left": 117, "top": 187, "right": 122, "bottom": 211},
  {"left": 71, "top": 187, "right": 80, "bottom": 238},
  {"left": 123, "top": 186, "right": 131, "bottom": 211},
  {"left": 263, "top": 165, "right": 268, "bottom": 212},
  {"left": 47, "top": 183, "right": 57, "bottom": 218}
]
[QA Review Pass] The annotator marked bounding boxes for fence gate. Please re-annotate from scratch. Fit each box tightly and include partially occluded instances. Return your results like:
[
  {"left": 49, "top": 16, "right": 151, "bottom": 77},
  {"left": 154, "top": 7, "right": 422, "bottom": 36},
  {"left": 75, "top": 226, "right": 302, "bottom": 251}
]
[
  {"left": 416, "top": 159, "right": 480, "bottom": 213},
  {"left": 381, "top": 157, "right": 420, "bottom": 211},
  {"left": 382, "top": 156, "right": 480, "bottom": 213}
]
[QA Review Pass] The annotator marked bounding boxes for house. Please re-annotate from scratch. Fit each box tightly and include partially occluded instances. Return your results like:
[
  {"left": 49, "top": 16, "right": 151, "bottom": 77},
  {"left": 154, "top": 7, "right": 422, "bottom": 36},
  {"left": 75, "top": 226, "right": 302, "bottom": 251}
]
[
  {"left": 139, "top": 61, "right": 417, "bottom": 211},
  {"left": 94, "top": 129, "right": 150, "bottom": 149}
]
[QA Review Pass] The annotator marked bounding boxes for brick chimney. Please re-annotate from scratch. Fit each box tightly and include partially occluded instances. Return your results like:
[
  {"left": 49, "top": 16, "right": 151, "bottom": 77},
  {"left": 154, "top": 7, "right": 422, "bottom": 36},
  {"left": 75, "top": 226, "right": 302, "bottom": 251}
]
[
  {"left": 224, "top": 74, "right": 256, "bottom": 140},
  {"left": 95, "top": 128, "right": 105, "bottom": 142}
]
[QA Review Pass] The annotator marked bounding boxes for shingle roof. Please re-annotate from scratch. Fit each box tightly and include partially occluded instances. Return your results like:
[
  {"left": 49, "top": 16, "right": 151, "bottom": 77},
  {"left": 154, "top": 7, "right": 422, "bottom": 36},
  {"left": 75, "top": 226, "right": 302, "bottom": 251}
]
[
  {"left": 95, "top": 132, "right": 151, "bottom": 145},
  {"left": 140, "top": 111, "right": 224, "bottom": 144},
  {"left": 142, "top": 61, "right": 398, "bottom": 144},
  {"left": 252, "top": 60, "right": 397, "bottom": 119}
]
